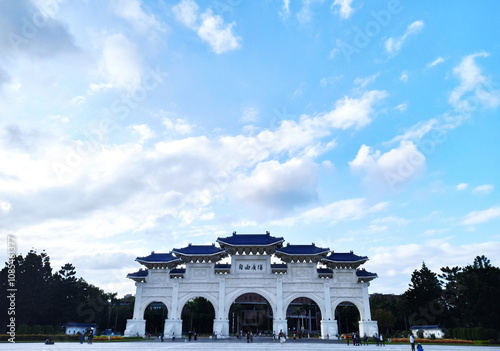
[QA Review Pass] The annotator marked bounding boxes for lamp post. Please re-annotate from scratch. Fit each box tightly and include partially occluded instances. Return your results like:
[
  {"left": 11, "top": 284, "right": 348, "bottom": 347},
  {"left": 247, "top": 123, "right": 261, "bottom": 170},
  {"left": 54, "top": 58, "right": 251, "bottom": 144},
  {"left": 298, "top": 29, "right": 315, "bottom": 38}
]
[{"left": 107, "top": 299, "right": 112, "bottom": 330}]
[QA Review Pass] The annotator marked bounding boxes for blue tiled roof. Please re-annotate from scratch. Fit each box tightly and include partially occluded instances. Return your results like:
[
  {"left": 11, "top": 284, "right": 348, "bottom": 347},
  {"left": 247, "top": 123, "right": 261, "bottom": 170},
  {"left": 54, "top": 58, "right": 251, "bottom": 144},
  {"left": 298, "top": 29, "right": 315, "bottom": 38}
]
[
  {"left": 410, "top": 325, "right": 442, "bottom": 330},
  {"left": 215, "top": 263, "right": 231, "bottom": 269},
  {"left": 127, "top": 269, "right": 148, "bottom": 278},
  {"left": 317, "top": 268, "right": 333, "bottom": 274},
  {"left": 356, "top": 269, "right": 377, "bottom": 278},
  {"left": 172, "top": 244, "right": 226, "bottom": 256},
  {"left": 170, "top": 268, "right": 186, "bottom": 274},
  {"left": 136, "top": 252, "right": 179, "bottom": 263},
  {"left": 217, "top": 232, "right": 284, "bottom": 246},
  {"left": 323, "top": 251, "right": 368, "bottom": 263},
  {"left": 275, "top": 244, "right": 330, "bottom": 255},
  {"left": 65, "top": 323, "right": 98, "bottom": 328},
  {"left": 271, "top": 263, "right": 287, "bottom": 269}
]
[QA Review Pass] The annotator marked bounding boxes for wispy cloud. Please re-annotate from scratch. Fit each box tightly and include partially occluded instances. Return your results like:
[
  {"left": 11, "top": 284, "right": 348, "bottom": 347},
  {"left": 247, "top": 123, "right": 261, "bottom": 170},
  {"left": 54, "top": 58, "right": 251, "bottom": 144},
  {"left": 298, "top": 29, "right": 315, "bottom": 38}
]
[
  {"left": 462, "top": 206, "right": 500, "bottom": 225},
  {"left": 333, "top": 0, "right": 355, "bottom": 19},
  {"left": 472, "top": 184, "right": 494, "bottom": 195},
  {"left": 428, "top": 57, "right": 445, "bottom": 67},
  {"left": 173, "top": 0, "right": 241, "bottom": 54},
  {"left": 385, "top": 20, "right": 424, "bottom": 54}
]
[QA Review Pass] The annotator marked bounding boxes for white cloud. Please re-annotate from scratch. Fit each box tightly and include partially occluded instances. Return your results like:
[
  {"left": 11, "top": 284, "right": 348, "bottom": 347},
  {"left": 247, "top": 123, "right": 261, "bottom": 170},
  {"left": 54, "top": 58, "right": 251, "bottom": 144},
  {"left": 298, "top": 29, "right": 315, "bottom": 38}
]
[
  {"left": 162, "top": 117, "right": 194, "bottom": 135},
  {"left": 400, "top": 70, "right": 408, "bottom": 82},
  {"left": 322, "top": 90, "right": 388, "bottom": 130},
  {"left": 428, "top": 57, "right": 445, "bottom": 67},
  {"left": 456, "top": 183, "right": 468, "bottom": 191},
  {"left": 354, "top": 73, "right": 380, "bottom": 88},
  {"left": 462, "top": 206, "right": 500, "bottom": 225},
  {"left": 132, "top": 124, "right": 156, "bottom": 142},
  {"left": 70, "top": 95, "right": 86, "bottom": 105},
  {"left": 279, "top": 0, "right": 291, "bottom": 20},
  {"left": 230, "top": 158, "right": 319, "bottom": 214},
  {"left": 420, "top": 228, "right": 450, "bottom": 237},
  {"left": 198, "top": 10, "right": 241, "bottom": 54},
  {"left": 0, "top": 200, "right": 12, "bottom": 213},
  {"left": 272, "top": 198, "right": 388, "bottom": 226},
  {"left": 111, "top": 0, "right": 165, "bottom": 33},
  {"left": 172, "top": 0, "right": 199, "bottom": 29},
  {"left": 385, "top": 20, "right": 424, "bottom": 54},
  {"left": 393, "top": 102, "right": 408, "bottom": 112},
  {"left": 333, "top": 0, "right": 355, "bottom": 19},
  {"left": 240, "top": 106, "right": 260, "bottom": 123},
  {"left": 385, "top": 119, "right": 438, "bottom": 145},
  {"left": 350, "top": 141, "right": 426, "bottom": 190},
  {"left": 173, "top": 0, "right": 241, "bottom": 54},
  {"left": 372, "top": 216, "right": 411, "bottom": 226},
  {"left": 472, "top": 184, "right": 494, "bottom": 195},
  {"left": 449, "top": 52, "right": 500, "bottom": 110},
  {"left": 91, "top": 33, "right": 143, "bottom": 92}
]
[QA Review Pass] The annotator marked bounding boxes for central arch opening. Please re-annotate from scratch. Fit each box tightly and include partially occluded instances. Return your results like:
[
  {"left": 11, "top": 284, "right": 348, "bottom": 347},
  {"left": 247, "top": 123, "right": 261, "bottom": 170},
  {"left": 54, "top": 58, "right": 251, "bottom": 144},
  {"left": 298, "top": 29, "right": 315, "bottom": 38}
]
[
  {"left": 144, "top": 301, "right": 168, "bottom": 336},
  {"left": 285, "top": 297, "right": 321, "bottom": 337},
  {"left": 229, "top": 293, "right": 273, "bottom": 335},
  {"left": 181, "top": 297, "right": 215, "bottom": 336},
  {"left": 335, "top": 301, "right": 361, "bottom": 335}
]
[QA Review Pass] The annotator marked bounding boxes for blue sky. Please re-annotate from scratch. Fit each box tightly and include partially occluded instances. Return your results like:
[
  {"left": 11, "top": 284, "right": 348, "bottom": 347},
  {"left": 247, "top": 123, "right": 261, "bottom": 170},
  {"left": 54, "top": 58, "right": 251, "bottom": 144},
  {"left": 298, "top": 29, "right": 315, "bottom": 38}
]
[{"left": 1, "top": 0, "right": 499, "bottom": 296}]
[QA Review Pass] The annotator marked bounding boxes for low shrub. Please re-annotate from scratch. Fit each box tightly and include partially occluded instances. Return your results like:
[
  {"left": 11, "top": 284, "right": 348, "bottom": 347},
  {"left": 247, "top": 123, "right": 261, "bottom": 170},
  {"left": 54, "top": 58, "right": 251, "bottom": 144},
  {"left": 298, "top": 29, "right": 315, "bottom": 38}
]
[{"left": 391, "top": 338, "right": 474, "bottom": 345}]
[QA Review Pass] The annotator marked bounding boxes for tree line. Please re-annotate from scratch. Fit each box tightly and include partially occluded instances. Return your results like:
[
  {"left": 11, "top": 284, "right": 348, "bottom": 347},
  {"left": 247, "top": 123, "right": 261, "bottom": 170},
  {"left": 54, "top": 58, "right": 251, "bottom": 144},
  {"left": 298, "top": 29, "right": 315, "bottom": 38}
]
[
  {"left": 0, "top": 249, "right": 133, "bottom": 334},
  {"left": 371, "top": 255, "right": 500, "bottom": 340}
]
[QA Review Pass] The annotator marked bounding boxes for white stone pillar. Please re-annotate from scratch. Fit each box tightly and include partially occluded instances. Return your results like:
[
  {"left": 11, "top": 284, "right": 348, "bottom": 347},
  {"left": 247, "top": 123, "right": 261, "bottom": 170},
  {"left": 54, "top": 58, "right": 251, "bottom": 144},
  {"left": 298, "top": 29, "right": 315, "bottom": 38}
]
[
  {"left": 359, "top": 282, "right": 378, "bottom": 337},
  {"left": 171, "top": 281, "right": 179, "bottom": 318},
  {"left": 361, "top": 282, "right": 372, "bottom": 321},
  {"left": 273, "top": 277, "right": 287, "bottom": 335},
  {"left": 132, "top": 282, "right": 143, "bottom": 319},
  {"left": 320, "top": 280, "right": 337, "bottom": 339},
  {"left": 124, "top": 282, "right": 146, "bottom": 337},
  {"left": 213, "top": 278, "right": 229, "bottom": 338}
]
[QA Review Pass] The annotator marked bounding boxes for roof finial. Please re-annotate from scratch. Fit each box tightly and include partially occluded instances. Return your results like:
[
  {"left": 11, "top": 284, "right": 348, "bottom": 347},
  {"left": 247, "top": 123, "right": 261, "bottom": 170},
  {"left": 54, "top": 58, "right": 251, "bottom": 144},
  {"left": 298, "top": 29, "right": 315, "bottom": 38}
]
[
  {"left": 232, "top": 231, "right": 236, "bottom": 235},
  {"left": 266, "top": 231, "right": 270, "bottom": 235}
]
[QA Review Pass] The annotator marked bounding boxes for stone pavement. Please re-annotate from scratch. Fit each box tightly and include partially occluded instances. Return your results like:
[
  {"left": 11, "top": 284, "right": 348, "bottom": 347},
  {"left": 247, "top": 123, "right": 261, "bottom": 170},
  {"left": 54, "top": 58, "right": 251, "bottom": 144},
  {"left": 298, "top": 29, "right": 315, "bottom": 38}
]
[{"left": 2, "top": 339, "right": 499, "bottom": 351}]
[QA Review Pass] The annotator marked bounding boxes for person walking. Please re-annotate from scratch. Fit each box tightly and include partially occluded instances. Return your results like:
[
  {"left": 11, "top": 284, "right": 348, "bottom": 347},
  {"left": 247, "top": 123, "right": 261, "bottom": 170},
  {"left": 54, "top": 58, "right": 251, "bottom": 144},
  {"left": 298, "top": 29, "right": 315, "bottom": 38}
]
[
  {"left": 88, "top": 329, "right": 94, "bottom": 344},
  {"left": 346, "top": 333, "right": 350, "bottom": 346},
  {"left": 410, "top": 334, "right": 415, "bottom": 351},
  {"left": 364, "top": 333, "right": 368, "bottom": 346},
  {"left": 379, "top": 334, "right": 384, "bottom": 346},
  {"left": 279, "top": 329, "right": 286, "bottom": 344}
]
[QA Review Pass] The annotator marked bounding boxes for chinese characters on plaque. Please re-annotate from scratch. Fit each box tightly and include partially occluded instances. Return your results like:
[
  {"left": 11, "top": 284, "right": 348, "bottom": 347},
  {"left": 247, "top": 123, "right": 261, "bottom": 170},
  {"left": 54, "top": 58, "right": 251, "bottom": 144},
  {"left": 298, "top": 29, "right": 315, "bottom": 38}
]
[{"left": 238, "top": 263, "right": 264, "bottom": 272}]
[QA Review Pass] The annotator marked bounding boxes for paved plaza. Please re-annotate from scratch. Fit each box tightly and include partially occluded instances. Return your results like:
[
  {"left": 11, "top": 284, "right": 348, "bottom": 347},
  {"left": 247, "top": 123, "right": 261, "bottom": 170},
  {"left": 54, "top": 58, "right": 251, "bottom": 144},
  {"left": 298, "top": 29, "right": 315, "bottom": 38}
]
[{"left": 2, "top": 339, "right": 500, "bottom": 351}]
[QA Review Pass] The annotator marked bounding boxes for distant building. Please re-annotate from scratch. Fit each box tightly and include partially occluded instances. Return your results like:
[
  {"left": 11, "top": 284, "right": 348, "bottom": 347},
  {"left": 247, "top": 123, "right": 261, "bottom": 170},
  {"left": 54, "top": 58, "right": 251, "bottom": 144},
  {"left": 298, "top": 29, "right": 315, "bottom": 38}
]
[
  {"left": 64, "top": 323, "right": 98, "bottom": 335},
  {"left": 410, "top": 325, "right": 445, "bottom": 339}
]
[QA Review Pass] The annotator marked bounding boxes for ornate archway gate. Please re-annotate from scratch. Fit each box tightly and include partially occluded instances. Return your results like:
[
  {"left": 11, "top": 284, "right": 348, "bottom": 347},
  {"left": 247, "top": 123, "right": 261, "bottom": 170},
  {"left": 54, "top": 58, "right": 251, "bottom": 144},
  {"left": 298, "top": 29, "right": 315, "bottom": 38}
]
[{"left": 124, "top": 232, "right": 378, "bottom": 339}]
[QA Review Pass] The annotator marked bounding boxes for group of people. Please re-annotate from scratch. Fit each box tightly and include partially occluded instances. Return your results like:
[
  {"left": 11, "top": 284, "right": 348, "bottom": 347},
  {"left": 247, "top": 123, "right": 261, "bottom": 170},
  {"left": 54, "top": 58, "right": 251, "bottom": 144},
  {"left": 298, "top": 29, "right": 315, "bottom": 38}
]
[
  {"left": 79, "top": 328, "right": 94, "bottom": 344},
  {"left": 344, "top": 333, "right": 385, "bottom": 346},
  {"left": 345, "top": 332, "right": 370, "bottom": 345}
]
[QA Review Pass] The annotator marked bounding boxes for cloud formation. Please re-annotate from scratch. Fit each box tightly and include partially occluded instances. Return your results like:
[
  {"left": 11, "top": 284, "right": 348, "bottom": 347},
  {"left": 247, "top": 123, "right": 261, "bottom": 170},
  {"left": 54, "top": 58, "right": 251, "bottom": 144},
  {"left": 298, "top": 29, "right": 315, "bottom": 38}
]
[
  {"left": 173, "top": 0, "right": 241, "bottom": 54},
  {"left": 385, "top": 20, "right": 424, "bottom": 54}
]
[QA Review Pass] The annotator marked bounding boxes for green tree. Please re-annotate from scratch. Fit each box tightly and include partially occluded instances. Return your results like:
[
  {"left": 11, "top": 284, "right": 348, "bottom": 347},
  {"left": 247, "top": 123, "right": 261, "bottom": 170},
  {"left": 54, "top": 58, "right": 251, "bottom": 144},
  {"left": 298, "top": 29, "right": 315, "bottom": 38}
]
[
  {"left": 455, "top": 256, "right": 500, "bottom": 332},
  {"left": 404, "top": 262, "right": 442, "bottom": 326}
]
